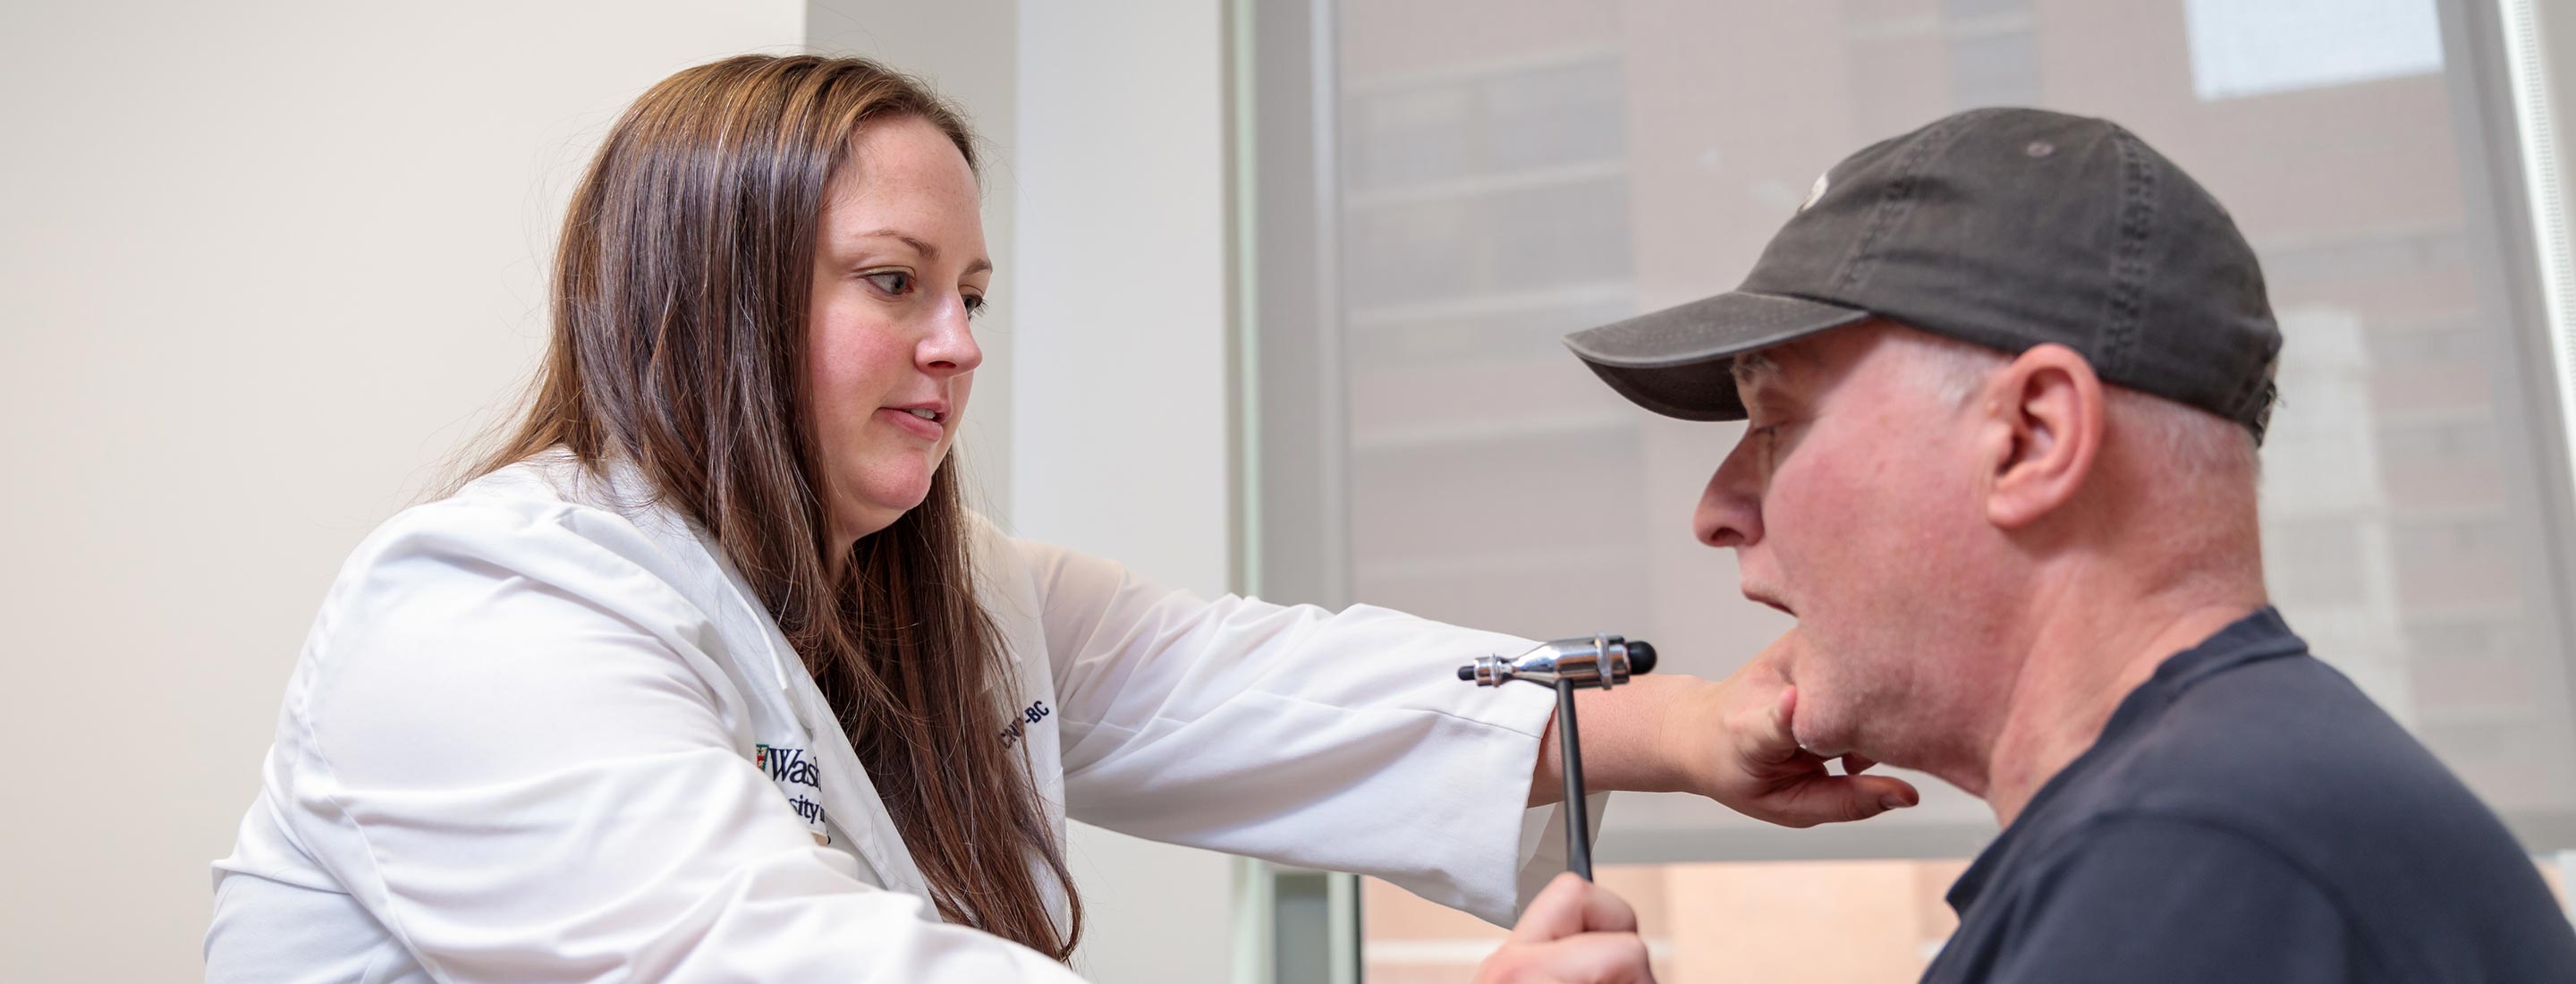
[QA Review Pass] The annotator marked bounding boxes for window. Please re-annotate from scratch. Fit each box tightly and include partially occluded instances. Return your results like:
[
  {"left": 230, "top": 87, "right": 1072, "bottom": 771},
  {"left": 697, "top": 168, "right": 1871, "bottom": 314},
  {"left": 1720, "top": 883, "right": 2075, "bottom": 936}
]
[{"left": 1242, "top": 0, "right": 2576, "bottom": 979}]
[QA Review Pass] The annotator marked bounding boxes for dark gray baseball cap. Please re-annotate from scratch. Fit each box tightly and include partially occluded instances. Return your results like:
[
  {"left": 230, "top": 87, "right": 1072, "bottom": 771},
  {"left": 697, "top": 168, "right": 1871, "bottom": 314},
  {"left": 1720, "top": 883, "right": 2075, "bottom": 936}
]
[{"left": 1563, "top": 107, "right": 2283, "bottom": 443}]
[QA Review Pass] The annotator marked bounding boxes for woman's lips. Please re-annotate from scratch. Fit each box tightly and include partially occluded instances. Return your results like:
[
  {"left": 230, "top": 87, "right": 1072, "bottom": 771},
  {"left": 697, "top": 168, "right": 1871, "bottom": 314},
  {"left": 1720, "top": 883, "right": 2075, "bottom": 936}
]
[{"left": 878, "top": 406, "right": 945, "bottom": 441}]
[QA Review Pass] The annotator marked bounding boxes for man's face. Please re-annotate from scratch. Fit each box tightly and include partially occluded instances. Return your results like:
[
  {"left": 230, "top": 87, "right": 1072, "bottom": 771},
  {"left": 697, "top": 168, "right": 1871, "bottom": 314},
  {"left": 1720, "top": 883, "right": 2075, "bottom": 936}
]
[{"left": 1694, "top": 323, "right": 2011, "bottom": 767}]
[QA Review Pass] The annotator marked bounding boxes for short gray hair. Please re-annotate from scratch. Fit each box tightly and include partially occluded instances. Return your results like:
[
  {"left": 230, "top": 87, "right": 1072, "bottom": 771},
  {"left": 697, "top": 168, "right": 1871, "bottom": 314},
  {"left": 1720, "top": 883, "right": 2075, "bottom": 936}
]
[{"left": 1892, "top": 331, "right": 2260, "bottom": 482}]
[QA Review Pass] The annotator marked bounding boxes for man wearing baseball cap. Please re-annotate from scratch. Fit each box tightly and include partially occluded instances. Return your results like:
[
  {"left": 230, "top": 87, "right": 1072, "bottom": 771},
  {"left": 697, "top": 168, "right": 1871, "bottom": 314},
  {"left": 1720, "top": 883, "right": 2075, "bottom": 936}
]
[{"left": 1566, "top": 107, "right": 2576, "bottom": 980}]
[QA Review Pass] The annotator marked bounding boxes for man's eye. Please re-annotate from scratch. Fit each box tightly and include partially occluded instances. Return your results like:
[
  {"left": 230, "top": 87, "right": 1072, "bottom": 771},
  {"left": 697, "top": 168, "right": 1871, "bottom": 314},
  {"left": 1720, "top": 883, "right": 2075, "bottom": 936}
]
[
  {"left": 862, "top": 270, "right": 914, "bottom": 295},
  {"left": 963, "top": 294, "right": 987, "bottom": 318}
]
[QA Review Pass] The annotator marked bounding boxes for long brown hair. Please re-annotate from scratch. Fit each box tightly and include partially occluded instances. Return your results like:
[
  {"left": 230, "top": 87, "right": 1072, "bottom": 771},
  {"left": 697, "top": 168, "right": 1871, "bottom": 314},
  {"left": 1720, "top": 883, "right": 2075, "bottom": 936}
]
[{"left": 467, "top": 54, "right": 1080, "bottom": 959}]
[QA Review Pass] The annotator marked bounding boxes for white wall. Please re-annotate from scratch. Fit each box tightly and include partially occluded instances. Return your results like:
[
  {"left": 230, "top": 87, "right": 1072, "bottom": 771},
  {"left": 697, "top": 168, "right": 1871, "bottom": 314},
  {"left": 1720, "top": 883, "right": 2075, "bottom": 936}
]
[
  {"left": 0, "top": 3, "right": 806, "bottom": 980},
  {"left": 1008, "top": 2, "right": 1245, "bottom": 982},
  {"left": 0, "top": 0, "right": 1241, "bottom": 979}
]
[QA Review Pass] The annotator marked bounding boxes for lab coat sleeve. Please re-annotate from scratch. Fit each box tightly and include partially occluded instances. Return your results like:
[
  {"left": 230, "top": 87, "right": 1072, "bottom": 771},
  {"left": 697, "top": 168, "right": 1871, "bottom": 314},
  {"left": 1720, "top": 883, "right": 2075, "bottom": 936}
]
[
  {"left": 1019, "top": 537, "right": 1589, "bottom": 926},
  {"left": 277, "top": 499, "right": 1089, "bottom": 983}
]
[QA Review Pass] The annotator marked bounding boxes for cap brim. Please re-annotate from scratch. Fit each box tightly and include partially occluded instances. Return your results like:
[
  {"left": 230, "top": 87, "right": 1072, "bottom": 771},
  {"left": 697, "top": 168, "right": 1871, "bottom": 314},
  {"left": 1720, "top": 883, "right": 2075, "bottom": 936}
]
[{"left": 1563, "top": 291, "right": 1872, "bottom": 421}]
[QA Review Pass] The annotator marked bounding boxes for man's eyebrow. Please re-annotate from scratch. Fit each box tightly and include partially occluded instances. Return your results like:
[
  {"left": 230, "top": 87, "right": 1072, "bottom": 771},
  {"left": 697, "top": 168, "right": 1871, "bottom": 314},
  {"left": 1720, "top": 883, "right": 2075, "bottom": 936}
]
[
  {"left": 1732, "top": 351, "right": 1784, "bottom": 389},
  {"left": 853, "top": 228, "right": 994, "bottom": 276},
  {"left": 1733, "top": 349, "right": 1810, "bottom": 417}
]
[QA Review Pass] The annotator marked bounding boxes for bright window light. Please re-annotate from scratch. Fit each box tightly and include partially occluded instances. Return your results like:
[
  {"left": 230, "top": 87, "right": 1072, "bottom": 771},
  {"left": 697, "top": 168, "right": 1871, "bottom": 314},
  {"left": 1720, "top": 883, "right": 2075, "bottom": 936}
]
[{"left": 2184, "top": 0, "right": 2445, "bottom": 100}]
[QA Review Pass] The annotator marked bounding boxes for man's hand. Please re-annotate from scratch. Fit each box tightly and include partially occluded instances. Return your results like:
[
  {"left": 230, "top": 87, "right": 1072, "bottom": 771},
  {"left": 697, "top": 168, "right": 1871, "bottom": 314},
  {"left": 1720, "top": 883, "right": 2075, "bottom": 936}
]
[
  {"left": 1475, "top": 873, "right": 1654, "bottom": 984},
  {"left": 1681, "top": 630, "right": 1918, "bottom": 827}
]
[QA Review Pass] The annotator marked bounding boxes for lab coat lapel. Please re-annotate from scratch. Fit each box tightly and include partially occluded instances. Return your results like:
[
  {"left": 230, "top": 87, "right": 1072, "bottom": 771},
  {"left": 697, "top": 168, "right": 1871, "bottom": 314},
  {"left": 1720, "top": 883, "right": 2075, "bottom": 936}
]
[
  {"left": 692, "top": 539, "right": 935, "bottom": 904},
  {"left": 591, "top": 460, "right": 935, "bottom": 907},
  {"left": 775, "top": 654, "right": 934, "bottom": 902}
]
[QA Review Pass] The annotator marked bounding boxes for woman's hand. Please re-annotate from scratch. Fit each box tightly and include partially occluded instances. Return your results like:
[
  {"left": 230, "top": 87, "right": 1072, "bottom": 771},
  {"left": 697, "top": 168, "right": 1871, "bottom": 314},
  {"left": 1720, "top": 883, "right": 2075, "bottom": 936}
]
[
  {"left": 1525, "top": 629, "right": 1918, "bottom": 827},
  {"left": 1475, "top": 873, "right": 1655, "bottom": 984},
  {"left": 1674, "top": 630, "right": 1919, "bottom": 827}
]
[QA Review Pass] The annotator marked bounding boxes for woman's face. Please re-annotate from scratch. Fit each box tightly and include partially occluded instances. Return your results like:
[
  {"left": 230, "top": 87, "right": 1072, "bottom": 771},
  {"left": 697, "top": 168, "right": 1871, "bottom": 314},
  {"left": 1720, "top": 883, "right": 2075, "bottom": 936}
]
[{"left": 806, "top": 115, "right": 988, "bottom": 548}]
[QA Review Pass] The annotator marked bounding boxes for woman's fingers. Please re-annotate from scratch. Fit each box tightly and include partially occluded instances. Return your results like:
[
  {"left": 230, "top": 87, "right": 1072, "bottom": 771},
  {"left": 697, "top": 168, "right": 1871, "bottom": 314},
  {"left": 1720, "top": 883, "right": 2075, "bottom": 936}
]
[
  {"left": 1510, "top": 873, "right": 1638, "bottom": 943},
  {"left": 1479, "top": 929, "right": 1657, "bottom": 984},
  {"left": 1583, "top": 876, "right": 1639, "bottom": 934},
  {"left": 1702, "top": 648, "right": 1924, "bottom": 827},
  {"left": 1516, "top": 932, "right": 1657, "bottom": 984},
  {"left": 1508, "top": 872, "right": 1592, "bottom": 944},
  {"left": 1773, "top": 770, "right": 1922, "bottom": 827},
  {"left": 1490, "top": 861, "right": 1655, "bottom": 981}
]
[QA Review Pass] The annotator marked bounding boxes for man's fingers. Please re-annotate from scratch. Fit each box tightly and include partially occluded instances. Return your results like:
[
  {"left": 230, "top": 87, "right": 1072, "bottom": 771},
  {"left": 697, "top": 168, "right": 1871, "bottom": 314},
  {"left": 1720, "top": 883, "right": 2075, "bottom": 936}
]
[{"left": 1841, "top": 753, "right": 1879, "bottom": 776}]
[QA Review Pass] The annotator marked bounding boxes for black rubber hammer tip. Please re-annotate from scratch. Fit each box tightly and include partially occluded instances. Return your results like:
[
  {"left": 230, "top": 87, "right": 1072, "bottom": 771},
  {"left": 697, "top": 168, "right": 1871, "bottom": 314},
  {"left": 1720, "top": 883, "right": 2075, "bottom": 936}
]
[
  {"left": 1626, "top": 640, "right": 1657, "bottom": 675},
  {"left": 1456, "top": 665, "right": 1476, "bottom": 681}
]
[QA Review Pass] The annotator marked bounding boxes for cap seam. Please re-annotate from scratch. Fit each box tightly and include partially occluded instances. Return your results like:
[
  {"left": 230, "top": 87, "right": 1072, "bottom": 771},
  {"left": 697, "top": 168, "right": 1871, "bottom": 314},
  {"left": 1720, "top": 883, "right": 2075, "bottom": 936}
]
[
  {"left": 1833, "top": 111, "right": 1985, "bottom": 295},
  {"left": 2098, "top": 126, "right": 2157, "bottom": 376}
]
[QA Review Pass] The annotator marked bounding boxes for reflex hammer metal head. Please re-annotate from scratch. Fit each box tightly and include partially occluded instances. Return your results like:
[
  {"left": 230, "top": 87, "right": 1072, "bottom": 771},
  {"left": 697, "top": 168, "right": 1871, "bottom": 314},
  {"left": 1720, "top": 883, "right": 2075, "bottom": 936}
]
[{"left": 1456, "top": 633, "right": 1657, "bottom": 690}]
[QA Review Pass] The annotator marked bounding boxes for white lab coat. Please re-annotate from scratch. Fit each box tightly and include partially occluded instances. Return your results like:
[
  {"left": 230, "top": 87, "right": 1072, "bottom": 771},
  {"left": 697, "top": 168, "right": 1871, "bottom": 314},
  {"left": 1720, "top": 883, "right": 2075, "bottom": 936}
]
[{"left": 207, "top": 451, "right": 1589, "bottom": 983}]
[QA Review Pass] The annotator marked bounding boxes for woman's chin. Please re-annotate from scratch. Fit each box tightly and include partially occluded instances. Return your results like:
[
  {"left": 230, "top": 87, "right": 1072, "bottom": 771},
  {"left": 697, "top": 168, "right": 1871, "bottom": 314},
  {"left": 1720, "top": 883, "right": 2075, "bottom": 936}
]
[{"left": 843, "top": 480, "right": 935, "bottom": 533}]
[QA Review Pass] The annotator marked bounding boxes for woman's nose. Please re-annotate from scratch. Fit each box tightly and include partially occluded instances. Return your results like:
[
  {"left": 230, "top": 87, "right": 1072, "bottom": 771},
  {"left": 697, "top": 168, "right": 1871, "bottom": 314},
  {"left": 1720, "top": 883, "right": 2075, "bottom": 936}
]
[{"left": 919, "top": 299, "right": 983, "bottom": 377}]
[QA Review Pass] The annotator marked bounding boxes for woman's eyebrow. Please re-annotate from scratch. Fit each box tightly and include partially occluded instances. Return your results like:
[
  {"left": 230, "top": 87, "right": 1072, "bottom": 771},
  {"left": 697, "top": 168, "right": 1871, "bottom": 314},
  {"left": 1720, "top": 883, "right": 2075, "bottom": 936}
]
[{"left": 852, "top": 228, "right": 993, "bottom": 276}]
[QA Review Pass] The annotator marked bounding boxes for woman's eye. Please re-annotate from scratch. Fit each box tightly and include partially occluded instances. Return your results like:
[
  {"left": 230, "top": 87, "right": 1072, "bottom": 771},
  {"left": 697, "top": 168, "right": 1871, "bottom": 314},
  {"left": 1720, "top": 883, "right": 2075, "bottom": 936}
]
[
  {"left": 862, "top": 270, "right": 914, "bottom": 295},
  {"left": 963, "top": 294, "right": 987, "bottom": 318}
]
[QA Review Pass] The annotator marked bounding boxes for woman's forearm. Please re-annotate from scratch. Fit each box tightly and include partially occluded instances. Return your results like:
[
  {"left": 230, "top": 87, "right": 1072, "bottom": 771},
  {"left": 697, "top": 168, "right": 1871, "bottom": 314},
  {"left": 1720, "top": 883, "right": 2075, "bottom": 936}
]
[
  {"left": 1525, "top": 675, "right": 1713, "bottom": 806},
  {"left": 1521, "top": 643, "right": 1920, "bottom": 827}
]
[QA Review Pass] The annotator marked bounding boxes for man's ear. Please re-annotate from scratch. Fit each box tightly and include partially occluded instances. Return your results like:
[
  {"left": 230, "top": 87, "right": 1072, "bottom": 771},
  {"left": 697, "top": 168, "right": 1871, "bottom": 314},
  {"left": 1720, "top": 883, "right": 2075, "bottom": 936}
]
[{"left": 1976, "top": 344, "right": 2104, "bottom": 530}]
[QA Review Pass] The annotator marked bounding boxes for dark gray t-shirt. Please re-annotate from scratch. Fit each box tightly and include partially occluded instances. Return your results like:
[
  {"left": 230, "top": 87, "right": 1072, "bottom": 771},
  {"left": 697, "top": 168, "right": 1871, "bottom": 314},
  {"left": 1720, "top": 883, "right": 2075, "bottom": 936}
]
[{"left": 1920, "top": 607, "right": 2576, "bottom": 983}]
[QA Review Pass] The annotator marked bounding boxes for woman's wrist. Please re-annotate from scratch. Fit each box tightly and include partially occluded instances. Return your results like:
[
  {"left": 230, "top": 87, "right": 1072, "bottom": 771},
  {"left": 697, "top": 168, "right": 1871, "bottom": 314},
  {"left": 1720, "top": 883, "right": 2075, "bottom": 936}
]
[
  {"left": 1646, "top": 675, "right": 1733, "bottom": 799},
  {"left": 1527, "top": 674, "right": 1733, "bottom": 804}
]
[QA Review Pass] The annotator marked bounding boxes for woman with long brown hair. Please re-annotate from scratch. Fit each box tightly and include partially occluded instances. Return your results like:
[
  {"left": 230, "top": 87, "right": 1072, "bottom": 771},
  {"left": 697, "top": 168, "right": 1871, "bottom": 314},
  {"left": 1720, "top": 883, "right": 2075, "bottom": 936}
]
[{"left": 204, "top": 54, "right": 1914, "bottom": 983}]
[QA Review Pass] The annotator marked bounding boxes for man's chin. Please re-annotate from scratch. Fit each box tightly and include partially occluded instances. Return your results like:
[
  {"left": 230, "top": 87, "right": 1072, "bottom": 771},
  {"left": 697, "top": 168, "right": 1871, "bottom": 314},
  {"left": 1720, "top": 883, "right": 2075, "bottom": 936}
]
[{"left": 1790, "top": 713, "right": 1856, "bottom": 761}]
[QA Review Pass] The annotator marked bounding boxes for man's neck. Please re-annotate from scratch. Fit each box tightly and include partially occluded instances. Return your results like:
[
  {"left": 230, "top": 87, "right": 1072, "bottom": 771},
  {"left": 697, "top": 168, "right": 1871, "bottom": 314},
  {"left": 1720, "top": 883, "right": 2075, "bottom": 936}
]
[{"left": 1979, "top": 575, "right": 2266, "bottom": 827}]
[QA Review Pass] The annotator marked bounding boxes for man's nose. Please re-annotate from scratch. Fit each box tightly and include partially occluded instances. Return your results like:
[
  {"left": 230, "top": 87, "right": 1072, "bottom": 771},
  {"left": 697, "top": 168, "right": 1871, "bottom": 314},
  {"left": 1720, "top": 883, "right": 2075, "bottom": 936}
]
[{"left": 1694, "top": 435, "right": 1765, "bottom": 548}]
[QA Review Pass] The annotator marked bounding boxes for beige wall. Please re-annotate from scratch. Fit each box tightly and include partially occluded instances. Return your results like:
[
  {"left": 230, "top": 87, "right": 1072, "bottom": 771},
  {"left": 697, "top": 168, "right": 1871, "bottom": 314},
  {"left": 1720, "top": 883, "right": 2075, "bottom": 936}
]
[
  {"left": 1007, "top": 0, "right": 1245, "bottom": 980},
  {"left": 0, "top": 3, "right": 806, "bottom": 980},
  {"left": 807, "top": 0, "right": 1021, "bottom": 521},
  {"left": 803, "top": 4, "right": 1245, "bottom": 981}
]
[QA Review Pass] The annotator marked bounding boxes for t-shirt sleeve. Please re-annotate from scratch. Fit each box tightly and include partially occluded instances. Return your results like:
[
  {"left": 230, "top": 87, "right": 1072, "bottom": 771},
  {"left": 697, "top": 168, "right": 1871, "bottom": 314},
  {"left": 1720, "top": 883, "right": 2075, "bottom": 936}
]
[{"left": 1959, "top": 815, "right": 2376, "bottom": 984}]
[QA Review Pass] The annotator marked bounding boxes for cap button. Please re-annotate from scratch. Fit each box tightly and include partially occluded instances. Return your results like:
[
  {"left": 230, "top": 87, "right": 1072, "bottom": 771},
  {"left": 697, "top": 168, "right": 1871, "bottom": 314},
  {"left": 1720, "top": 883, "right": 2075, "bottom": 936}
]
[{"left": 2025, "top": 140, "right": 2056, "bottom": 158}]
